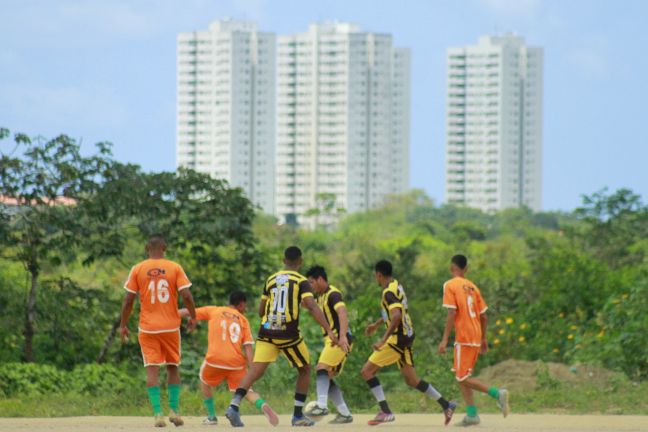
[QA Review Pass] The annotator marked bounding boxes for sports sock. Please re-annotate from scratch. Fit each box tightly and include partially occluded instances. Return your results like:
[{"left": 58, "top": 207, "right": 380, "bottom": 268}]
[
  {"left": 168, "top": 384, "right": 180, "bottom": 413},
  {"left": 316, "top": 369, "right": 330, "bottom": 408},
  {"left": 467, "top": 405, "right": 478, "bottom": 418},
  {"left": 254, "top": 398, "right": 266, "bottom": 411},
  {"left": 229, "top": 387, "right": 248, "bottom": 412},
  {"left": 147, "top": 386, "right": 162, "bottom": 416},
  {"left": 203, "top": 397, "right": 216, "bottom": 418},
  {"left": 415, "top": 379, "right": 449, "bottom": 409},
  {"left": 329, "top": 380, "right": 351, "bottom": 416},
  {"left": 366, "top": 377, "right": 391, "bottom": 414},
  {"left": 294, "top": 392, "right": 307, "bottom": 417},
  {"left": 488, "top": 387, "right": 500, "bottom": 400}
]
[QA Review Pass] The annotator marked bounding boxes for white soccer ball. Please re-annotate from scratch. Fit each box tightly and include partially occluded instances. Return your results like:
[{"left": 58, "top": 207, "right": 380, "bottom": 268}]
[{"left": 304, "top": 400, "right": 325, "bottom": 421}]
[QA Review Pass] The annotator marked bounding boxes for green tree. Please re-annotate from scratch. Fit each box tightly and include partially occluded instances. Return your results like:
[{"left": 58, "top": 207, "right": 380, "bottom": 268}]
[{"left": 0, "top": 129, "right": 113, "bottom": 362}]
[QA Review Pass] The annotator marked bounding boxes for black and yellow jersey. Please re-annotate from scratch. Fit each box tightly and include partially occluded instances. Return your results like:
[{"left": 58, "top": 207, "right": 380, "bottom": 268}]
[
  {"left": 258, "top": 270, "right": 313, "bottom": 340},
  {"left": 380, "top": 279, "right": 415, "bottom": 347},
  {"left": 316, "top": 285, "right": 352, "bottom": 343}
]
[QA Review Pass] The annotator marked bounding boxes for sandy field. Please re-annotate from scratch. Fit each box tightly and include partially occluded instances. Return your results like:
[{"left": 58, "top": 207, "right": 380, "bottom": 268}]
[{"left": 1, "top": 414, "right": 647, "bottom": 432}]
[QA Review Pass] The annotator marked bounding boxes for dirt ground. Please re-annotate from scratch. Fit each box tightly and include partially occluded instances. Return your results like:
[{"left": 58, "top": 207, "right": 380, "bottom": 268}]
[{"left": 1, "top": 414, "right": 647, "bottom": 432}]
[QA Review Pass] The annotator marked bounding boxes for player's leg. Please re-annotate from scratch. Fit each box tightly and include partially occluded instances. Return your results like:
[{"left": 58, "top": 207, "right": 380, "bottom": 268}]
[
  {"left": 139, "top": 331, "right": 166, "bottom": 427},
  {"left": 462, "top": 377, "right": 509, "bottom": 417},
  {"left": 230, "top": 365, "right": 278, "bottom": 427},
  {"left": 454, "top": 345, "right": 481, "bottom": 426},
  {"left": 228, "top": 361, "right": 271, "bottom": 412},
  {"left": 199, "top": 362, "right": 222, "bottom": 425},
  {"left": 288, "top": 340, "right": 313, "bottom": 426},
  {"left": 164, "top": 331, "right": 183, "bottom": 426},
  {"left": 327, "top": 379, "right": 353, "bottom": 423},
  {"left": 362, "top": 344, "right": 399, "bottom": 423},
  {"left": 399, "top": 361, "right": 456, "bottom": 424},
  {"left": 314, "top": 363, "right": 333, "bottom": 411}
]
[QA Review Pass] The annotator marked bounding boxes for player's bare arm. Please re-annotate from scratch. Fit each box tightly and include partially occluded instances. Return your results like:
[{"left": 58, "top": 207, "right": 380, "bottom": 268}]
[
  {"left": 336, "top": 304, "right": 351, "bottom": 353},
  {"left": 365, "top": 317, "right": 384, "bottom": 336},
  {"left": 438, "top": 308, "right": 457, "bottom": 354},
  {"left": 302, "top": 295, "right": 341, "bottom": 349},
  {"left": 258, "top": 298, "right": 267, "bottom": 318},
  {"left": 243, "top": 343, "right": 254, "bottom": 370},
  {"left": 479, "top": 312, "right": 489, "bottom": 354},
  {"left": 179, "top": 289, "right": 197, "bottom": 332},
  {"left": 374, "top": 308, "right": 401, "bottom": 351},
  {"left": 119, "top": 291, "right": 137, "bottom": 343}
]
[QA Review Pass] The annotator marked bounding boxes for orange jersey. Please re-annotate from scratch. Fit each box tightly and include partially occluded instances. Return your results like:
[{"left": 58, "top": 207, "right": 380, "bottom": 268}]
[
  {"left": 442, "top": 277, "right": 488, "bottom": 346},
  {"left": 124, "top": 259, "right": 192, "bottom": 333},
  {"left": 196, "top": 306, "right": 254, "bottom": 370}
]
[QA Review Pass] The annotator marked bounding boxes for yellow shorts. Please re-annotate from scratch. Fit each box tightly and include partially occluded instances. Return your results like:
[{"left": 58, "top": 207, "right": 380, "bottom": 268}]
[
  {"left": 318, "top": 337, "right": 351, "bottom": 375},
  {"left": 254, "top": 338, "right": 310, "bottom": 368},
  {"left": 368, "top": 337, "right": 414, "bottom": 369}
]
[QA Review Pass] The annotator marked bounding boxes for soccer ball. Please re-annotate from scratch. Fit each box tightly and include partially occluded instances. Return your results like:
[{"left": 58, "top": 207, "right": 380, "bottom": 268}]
[{"left": 304, "top": 400, "right": 325, "bottom": 422}]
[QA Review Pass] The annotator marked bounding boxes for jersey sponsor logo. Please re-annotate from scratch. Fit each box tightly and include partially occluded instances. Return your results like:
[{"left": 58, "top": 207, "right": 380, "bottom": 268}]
[{"left": 147, "top": 268, "right": 166, "bottom": 277}]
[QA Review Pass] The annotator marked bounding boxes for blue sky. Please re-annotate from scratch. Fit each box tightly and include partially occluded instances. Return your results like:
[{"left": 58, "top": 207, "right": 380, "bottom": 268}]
[{"left": 1, "top": 0, "right": 647, "bottom": 211}]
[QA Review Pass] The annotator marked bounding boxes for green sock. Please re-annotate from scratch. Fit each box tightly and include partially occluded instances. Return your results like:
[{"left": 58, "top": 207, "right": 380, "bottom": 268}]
[
  {"left": 467, "top": 405, "right": 478, "bottom": 418},
  {"left": 255, "top": 398, "right": 266, "bottom": 411},
  {"left": 487, "top": 387, "right": 500, "bottom": 400},
  {"left": 203, "top": 397, "right": 216, "bottom": 418},
  {"left": 147, "top": 386, "right": 162, "bottom": 416},
  {"left": 168, "top": 384, "right": 181, "bottom": 413}
]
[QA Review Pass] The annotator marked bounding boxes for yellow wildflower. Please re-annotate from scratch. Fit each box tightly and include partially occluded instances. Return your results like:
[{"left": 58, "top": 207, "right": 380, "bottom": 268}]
[
  {"left": 575, "top": 344, "right": 582, "bottom": 349},
  {"left": 621, "top": 293, "right": 629, "bottom": 300},
  {"left": 552, "top": 348, "right": 559, "bottom": 353},
  {"left": 570, "top": 325, "right": 578, "bottom": 330},
  {"left": 559, "top": 312, "right": 564, "bottom": 318},
  {"left": 498, "top": 329, "right": 505, "bottom": 335},
  {"left": 519, "top": 323, "right": 527, "bottom": 330},
  {"left": 495, "top": 320, "right": 501, "bottom": 326},
  {"left": 505, "top": 317, "right": 514, "bottom": 324},
  {"left": 493, "top": 338, "right": 500, "bottom": 345},
  {"left": 567, "top": 334, "right": 574, "bottom": 340},
  {"left": 518, "top": 336, "right": 526, "bottom": 343},
  {"left": 612, "top": 299, "right": 620, "bottom": 304},
  {"left": 597, "top": 331, "right": 605, "bottom": 338}
]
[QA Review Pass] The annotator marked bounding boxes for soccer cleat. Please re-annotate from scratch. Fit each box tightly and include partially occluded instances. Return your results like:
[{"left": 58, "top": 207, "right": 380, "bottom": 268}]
[
  {"left": 262, "top": 402, "right": 280, "bottom": 426},
  {"left": 225, "top": 406, "right": 245, "bottom": 427},
  {"left": 497, "top": 388, "right": 510, "bottom": 418},
  {"left": 168, "top": 410, "right": 184, "bottom": 427},
  {"left": 328, "top": 413, "right": 353, "bottom": 424},
  {"left": 291, "top": 415, "right": 316, "bottom": 427},
  {"left": 458, "top": 415, "right": 481, "bottom": 427},
  {"left": 154, "top": 413, "right": 166, "bottom": 428},
  {"left": 444, "top": 400, "right": 457, "bottom": 426},
  {"left": 367, "top": 411, "right": 395, "bottom": 425},
  {"left": 202, "top": 416, "right": 218, "bottom": 425},
  {"left": 304, "top": 404, "right": 329, "bottom": 417}
]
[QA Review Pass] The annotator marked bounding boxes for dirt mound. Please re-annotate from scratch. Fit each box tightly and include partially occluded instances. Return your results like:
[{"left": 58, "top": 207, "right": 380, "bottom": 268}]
[{"left": 477, "top": 359, "right": 621, "bottom": 392}]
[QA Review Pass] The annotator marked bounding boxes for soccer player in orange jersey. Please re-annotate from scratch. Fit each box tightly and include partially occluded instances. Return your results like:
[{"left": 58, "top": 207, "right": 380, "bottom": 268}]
[
  {"left": 179, "top": 291, "right": 279, "bottom": 426},
  {"left": 120, "top": 234, "right": 197, "bottom": 428},
  {"left": 438, "top": 254, "right": 510, "bottom": 426}
]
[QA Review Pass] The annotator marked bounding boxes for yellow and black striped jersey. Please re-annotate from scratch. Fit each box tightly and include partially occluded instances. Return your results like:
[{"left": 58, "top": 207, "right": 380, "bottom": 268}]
[
  {"left": 316, "top": 285, "right": 352, "bottom": 342},
  {"left": 381, "top": 279, "right": 415, "bottom": 347},
  {"left": 259, "top": 270, "right": 313, "bottom": 340}
]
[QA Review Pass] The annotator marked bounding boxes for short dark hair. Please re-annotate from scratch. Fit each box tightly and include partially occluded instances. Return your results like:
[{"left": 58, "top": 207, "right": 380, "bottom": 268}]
[
  {"left": 229, "top": 291, "right": 247, "bottom": 306},
  {"left": 147, "top": 234, "right": 167, "bottom": 250},
  {"left": 306, "top": 265, "right": 328, "bottom": 281},
  {"left": 451, "top": 254, "right": 468, "bottom": 270},
  {"left": 374, "top": 260, "right": 393, "bottom": 276},
  {"left": 284, "top": 246, "right": 302, "bottom": 263}
]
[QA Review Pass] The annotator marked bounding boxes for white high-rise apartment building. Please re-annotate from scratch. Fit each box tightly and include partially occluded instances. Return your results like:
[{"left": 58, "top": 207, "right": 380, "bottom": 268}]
[
  {"left": 445, "top": 34, "right": 543, "bottom": 212},
  {"left": 176, "top": 20, "right": 275, "bottom": 214},
  {"left": 276, "top": 23, "right": 410, "bottom": 226}
]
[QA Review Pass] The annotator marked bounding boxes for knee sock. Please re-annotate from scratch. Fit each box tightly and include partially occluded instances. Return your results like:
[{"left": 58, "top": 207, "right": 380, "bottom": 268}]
[
  {"left": 316, "top": 369, "right": 331, "bottom": 408},
  {"left": 488, "top": 387, "right": 500, "bottom": 400},
  {"left": 203, "top": 397, "right": 216, "bottom": 418},
  {"left": 254, "top": 398, "right": 266, "bottom": 411},
  {"left": 366, "top": 377, "right": 391, "bottom": 414},
  {"left": 168, "top": 384, "right": 180, "bottom": 413},
  {"left": 467, "top": 405, "right": 478, "bottom": 417},
  {"left": 147, "top": 386, "right": 162, "bottom": 416},
  {"left": 229, "top": 387, "right": 248, "bottom": 412},
  {"left": 294, "top": 392, "right": 307, "bottom": 417},
  {"left": 415, "top": 379, "right": 450, "bottom": 410},
  {"left": 329, "top": 380, "right": 351, "bottom": 416}
]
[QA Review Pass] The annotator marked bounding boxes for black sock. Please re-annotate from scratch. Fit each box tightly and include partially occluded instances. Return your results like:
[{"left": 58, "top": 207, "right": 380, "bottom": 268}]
[
  {"left": 294, "top": 392, "right": 307, "bottom": 417},
  {"left": 437, "top": 397, "right": 450, "bottom": 410},
  {"left": 379, "top": 400, "right": 391, "bottom": 414},
  {"left": 230, "top": 387, "right": 248, "bottom": 412}
]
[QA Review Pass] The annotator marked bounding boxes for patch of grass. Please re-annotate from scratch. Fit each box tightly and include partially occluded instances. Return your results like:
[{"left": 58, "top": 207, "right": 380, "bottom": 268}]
[{"left": 2, "top": 377, "right": 647, "bottom": 417}]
